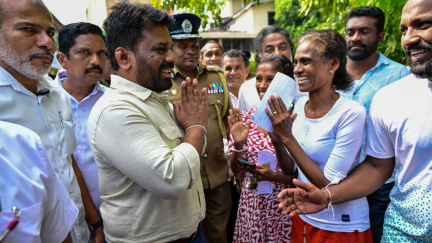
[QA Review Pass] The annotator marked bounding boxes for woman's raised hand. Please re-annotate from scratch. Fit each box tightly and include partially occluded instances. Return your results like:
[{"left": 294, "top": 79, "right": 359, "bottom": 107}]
[
  {"left": 265, "top": 95, "right": 297, "bottom": 144},
  {"left": 228, "top": 108, "right": 250, "bottom": 147}
]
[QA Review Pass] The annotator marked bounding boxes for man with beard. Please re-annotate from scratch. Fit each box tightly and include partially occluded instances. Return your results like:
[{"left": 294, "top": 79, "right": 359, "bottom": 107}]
[
  {"left": 277, "top": 0, "right": 432, "bottom": 241},
  {"left": 222, "top": 49, "right": 249, "bottom": 108},
  {"left": 343, "top": 7, "right": 410, "bottom": 243},
  {"left": 200, "top": 40, "right": 224, "bottom": 67},
  {"left": 169, "top": 13, "right": 233, "bottom": 243},
  {"left": 56, "top": 22, "right": 107, "bottom": 242},
  {"left": 0, "top": 0, "right": 91, "bottom": 242},
  {"left": 88, "top": 3, "right": 207, "bottom": 242}
]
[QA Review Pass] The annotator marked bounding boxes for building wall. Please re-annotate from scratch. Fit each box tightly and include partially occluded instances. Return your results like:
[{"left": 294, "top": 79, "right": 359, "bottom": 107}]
[
  {"left": 252, "top": 1, "right": 275, "bottom": 34},
  {"left": 227, "top": 1, "right": 274, "bottom": 34}
]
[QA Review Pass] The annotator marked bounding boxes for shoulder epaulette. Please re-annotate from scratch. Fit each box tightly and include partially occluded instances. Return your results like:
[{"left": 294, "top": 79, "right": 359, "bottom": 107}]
[{"left": 207, "top": 65, "right": 223, "bottom": 73}]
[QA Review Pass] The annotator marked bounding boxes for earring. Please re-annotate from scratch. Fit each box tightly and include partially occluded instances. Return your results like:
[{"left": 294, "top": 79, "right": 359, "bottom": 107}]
[{"left": 330, "top": 70, "right": 334, "bottom": 74}]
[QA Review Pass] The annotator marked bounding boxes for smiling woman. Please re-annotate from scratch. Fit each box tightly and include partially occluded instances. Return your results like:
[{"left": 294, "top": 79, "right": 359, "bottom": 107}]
[{"left": 267, "top": 30, "right": 372, "bottom": 242}]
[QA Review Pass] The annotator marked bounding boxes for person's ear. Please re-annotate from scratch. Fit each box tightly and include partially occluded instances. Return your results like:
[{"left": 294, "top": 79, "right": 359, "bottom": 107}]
[
  {"left": 246, "top": 66, "right": 250, "bottom": 77},
  {"left": 115, "top": 47, "right": 133, "bottom": 71},
  {"left": 378, "top": 31, "right": 385, "bottom": 45},
  {"left": 329, "top": 57, "right": 340, "bottom": 74},
  {"left": 57, "top": 52, "right": 68, "bottom": 69}
]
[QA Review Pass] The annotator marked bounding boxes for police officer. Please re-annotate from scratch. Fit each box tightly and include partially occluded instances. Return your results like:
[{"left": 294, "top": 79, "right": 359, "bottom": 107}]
[{"left": 169, "top": 13, "right": 233, "bottom": 243}]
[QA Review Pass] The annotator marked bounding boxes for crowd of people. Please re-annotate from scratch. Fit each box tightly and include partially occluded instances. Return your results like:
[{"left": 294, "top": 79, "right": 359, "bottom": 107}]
[{"left": 0, "top": 0, "right": 431, "bottom": 243}]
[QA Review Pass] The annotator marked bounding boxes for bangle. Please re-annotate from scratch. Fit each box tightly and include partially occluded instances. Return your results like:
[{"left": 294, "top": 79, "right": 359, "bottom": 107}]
[
  {"left": 323, "top": 188, "right": 334, "bottom": 220},
  {"left": 185, "top": 125, "right": 207, "bottom": 135},
  {"left": 233, "top": 145, "right": 247, "bottom": 153}
]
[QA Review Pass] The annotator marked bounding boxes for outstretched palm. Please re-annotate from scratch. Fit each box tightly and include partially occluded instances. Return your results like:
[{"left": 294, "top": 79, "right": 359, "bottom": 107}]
[
  {"left": 278, "top": 179, "right": 329, "bottom": 217},
  {"left": 228, "top": 108, "right": 250, "bottom": 145}
]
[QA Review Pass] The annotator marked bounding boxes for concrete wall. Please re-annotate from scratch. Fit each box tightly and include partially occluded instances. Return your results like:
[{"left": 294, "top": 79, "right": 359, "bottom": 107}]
[{"left": 228, "top": 1, "right": 274, "bottom": 34}]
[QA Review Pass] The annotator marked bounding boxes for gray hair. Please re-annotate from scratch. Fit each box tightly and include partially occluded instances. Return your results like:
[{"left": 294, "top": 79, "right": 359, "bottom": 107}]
[
  {"left": 253, "top": 26, "right": 294, "bottom": 59},
  {"left": 0, "top": 0, "right": 47, "bottom": 27}
]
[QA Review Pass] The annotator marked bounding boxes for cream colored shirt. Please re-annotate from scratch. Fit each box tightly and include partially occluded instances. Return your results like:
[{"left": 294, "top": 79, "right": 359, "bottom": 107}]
[{"left": 87, "top": 75, "right": 205, "bottom": 243}]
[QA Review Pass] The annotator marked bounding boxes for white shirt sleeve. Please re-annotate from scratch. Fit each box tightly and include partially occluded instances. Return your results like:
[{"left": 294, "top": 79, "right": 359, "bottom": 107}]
[
  {"left": 323, "top": 105, "right": 367, "bottom": 183},
  {"left": 37, "top": 138, "right": 78, "bottom": 243},
  {"left": 365, "top": 95, "right": 395, "bottom": 159}
]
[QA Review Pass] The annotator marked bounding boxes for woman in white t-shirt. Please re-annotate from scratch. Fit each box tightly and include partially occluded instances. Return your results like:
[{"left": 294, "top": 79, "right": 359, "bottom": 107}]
[{"left": 265, "top": 30, "right": 372, "bottom": 242}]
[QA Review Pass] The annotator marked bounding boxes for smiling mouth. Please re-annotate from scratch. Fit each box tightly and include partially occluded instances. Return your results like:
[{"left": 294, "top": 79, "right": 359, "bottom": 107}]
[
  {"left": 161, "top": 69, "right": 172, "bottom": 74},
  {"left": 411, "top": 48, "right": 429, "bottom": 56},
  {"left": 297, "top": 76, "right": 310, "bottom": 84},
  {"left": 259, "top": 91, "right": 266, "bottom": 99}
]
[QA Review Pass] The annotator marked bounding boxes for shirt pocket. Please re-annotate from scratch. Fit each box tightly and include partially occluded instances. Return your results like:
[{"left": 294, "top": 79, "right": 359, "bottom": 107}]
[
  {"left": 63, "top": 120, "right": 77, "bottom": 155},
  {"left": 159, "top": 124, "right": 182, "bottom": 148},
  {"left": 207, "top": 95, "right": 225, "bottom": 120},
  {"left": 0, "top": 203, "right": 43, "bottom": 243}
]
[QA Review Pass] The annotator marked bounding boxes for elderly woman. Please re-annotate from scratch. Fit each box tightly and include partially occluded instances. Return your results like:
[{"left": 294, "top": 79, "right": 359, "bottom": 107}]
[
  {"left": 228, "top": 55, "right": 297, "bottom": 243},
  {"left": 266, "top": 30, "right": 372, "bottom": 242}
]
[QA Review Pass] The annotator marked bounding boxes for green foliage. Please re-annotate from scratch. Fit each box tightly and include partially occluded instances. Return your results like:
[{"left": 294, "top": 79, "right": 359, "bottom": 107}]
[
  {"left": 275, "top": 0, "right": 408, "bottom": 64},
  {"left": 151, "top": 0, "right": 226, "bottom": 28}
]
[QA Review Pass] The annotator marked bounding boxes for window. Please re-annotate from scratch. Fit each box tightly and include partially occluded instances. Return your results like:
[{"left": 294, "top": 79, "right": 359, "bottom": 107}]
[{"left": 268, "top": 12, "right": 275, "bottom": 26}]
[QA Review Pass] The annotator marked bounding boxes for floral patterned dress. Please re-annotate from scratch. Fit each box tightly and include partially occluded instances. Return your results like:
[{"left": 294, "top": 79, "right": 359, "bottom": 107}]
[{"left": 228, "top": 107, "right": 292, "bottom": 243}]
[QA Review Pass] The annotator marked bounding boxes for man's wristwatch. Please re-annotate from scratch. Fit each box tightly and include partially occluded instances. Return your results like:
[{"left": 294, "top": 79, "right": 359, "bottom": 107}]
[{"left": 89, "top": 219, "right": 103, "bottom": 232}]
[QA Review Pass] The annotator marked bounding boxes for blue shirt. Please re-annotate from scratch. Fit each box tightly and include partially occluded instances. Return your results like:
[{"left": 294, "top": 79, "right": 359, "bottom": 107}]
[
  {"left": 340, "top": 52, "right": 410, "bottom": 162},
  {"left": 57, "top": 72, "right": 106, "bottom": 212}
]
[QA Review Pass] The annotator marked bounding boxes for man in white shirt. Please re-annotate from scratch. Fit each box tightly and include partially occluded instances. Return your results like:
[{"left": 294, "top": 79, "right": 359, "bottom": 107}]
[
  {"left": 88, "top": 3, "right": 208, "bottom": 242},
  {"left": 343, "top": 7, "right": 411, "bottom": 242},
  {"left": 278, "top": 0, "right": 432, "bottom": 241},
  {"left": 222, "top": 49, "right": 249, "bottom": 108},
  {"left": 56, "top": 22, "right": 107, "bottom": 242},
  {"left": 0, "top": 121, "right": 77, "bottom": 243},
  {"left": 237, "top": 26, "right": 305, "bottom": 111},
  {"left": 0, "top": 0, "right": 92, "bottom": 242}
]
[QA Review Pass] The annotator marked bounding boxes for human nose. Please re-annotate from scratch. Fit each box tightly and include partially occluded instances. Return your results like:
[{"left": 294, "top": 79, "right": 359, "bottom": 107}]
[
  {"left": 352, "top": 31, "right": 362, "bottom": 42},
  {"left": 294, "top": 63, "right": 302, "bottom": 75},
  {"left": 274, "top": 48, "right": 281, "bottom": 56},
  {"left": 166, "top": 48, "right": 177, "bottom": 63},
  {"left": 36, "top": 32, "right": 55, "bottom": 51},
  {"left": 259, "top": 80, "right": 267, "bottom": 90},
  {"left": 89, "top": 53, "right": 101, "bottom": 66},
  {"left": 401, "top": 27, "right": 421, "bottom": 49}
]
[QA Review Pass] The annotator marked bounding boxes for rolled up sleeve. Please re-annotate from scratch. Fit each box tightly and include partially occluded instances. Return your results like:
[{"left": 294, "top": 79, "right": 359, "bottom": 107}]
[{"left": 94, "top": 101, "right": 200, "bottom": 200}]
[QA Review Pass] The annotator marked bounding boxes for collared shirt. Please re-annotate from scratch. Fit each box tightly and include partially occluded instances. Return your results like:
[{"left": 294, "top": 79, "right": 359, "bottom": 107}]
[
  {"left": 0, "top": 121, "right": 78, "bottom": 243},
  {"left": 0, "top": 67, "right": 90, "bottom": 243},
  {"left": 339, "top": 52, "right": 410, "bottom": 183},
  {"left": 58, "top": 74, "right": 106, "bottom": 211},
  {"left": 230, "top": 92, "right": 238, "bottom": 108},
  {"left": 87, "top": 75, "right": 205, "bottom": 243}
]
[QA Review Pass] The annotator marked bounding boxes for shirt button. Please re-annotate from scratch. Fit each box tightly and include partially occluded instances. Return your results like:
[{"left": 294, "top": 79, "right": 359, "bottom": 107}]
[
  {"left": 217, "top": 100, "right": 221, "bottom": 103},
  {"left": 204, "top": 154, "right": 208, "bottom": 158}
]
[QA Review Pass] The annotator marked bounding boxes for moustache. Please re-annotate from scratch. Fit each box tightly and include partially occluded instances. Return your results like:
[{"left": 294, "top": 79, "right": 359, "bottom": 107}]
[
  {"left": 403, "top": 41, "right": 432, "bottom": 55},
  {"left": 159, "top": 62, "right": 174, "bottom": 70},
  {"left": 348, "top": 42, "right": 367, "bottom": 51},
  {"left": 84, "top": 65, "right": 103, "bottom": 74},
  {"left": 29, "top": 49, "right": 54, "bottom": 61}
]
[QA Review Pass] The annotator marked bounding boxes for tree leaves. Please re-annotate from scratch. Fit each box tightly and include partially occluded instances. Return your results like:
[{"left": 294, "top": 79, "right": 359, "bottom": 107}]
[
  {"left": 275, "top": 0, "right": 407, "bottom": 64},
  {"left": 151, "top": 0, "right": 226, "bottom": 28}
]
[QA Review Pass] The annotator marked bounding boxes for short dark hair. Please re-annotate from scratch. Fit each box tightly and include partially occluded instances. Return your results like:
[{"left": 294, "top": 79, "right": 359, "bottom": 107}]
[
  {"left": 346, "top": 7, "right": 385, "bottom": 33},
  {"left": 58, "top": 22, "right": 105, "bottom": 58},
  {"left": 254, "top": 26, "right": 294, "bottom": 58},
  {"left": 0, "top": 0, "right": 47, "bottom": 28},
  {"left": 103, "top": 2, "right": 175, "bottom": 70},
  {"left": 200, "top": 40, "right": 224, "bottom": 58},
  {"left": 257, "top": 55, "right": 294, "bottom": 80},
  {"left": 222, "top": 49, "right": 248, "bottom": 66},
  {"left": 297, "top": 30, "right": 353, "bottom": 91}
]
